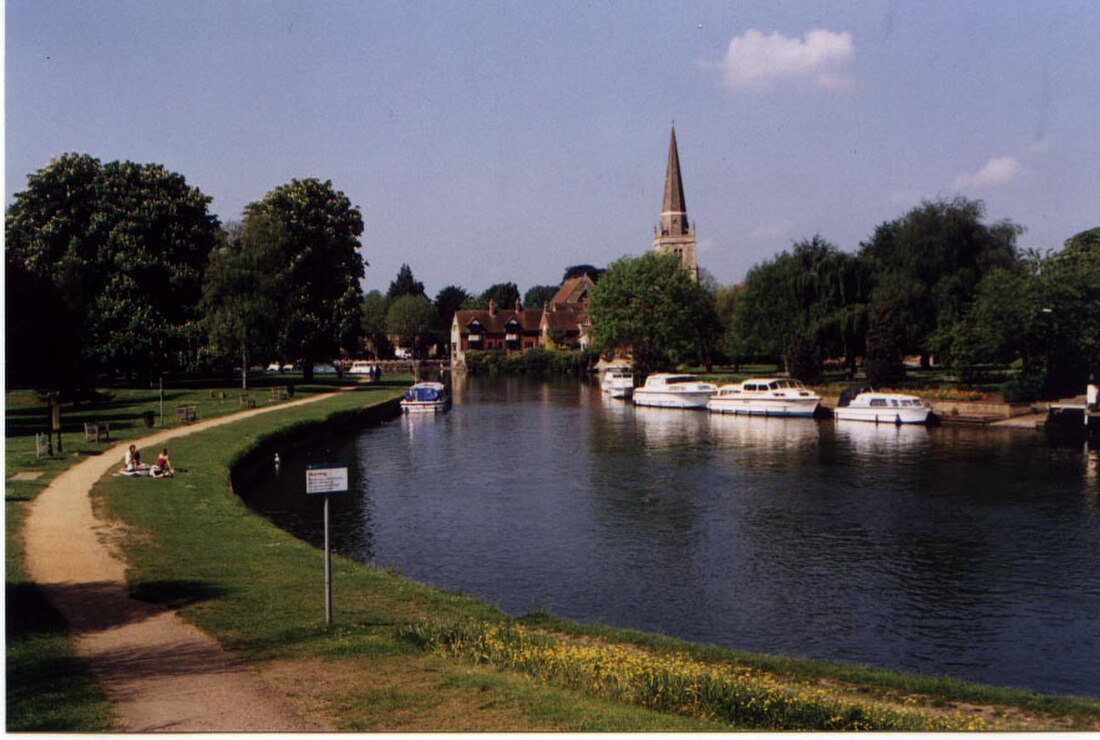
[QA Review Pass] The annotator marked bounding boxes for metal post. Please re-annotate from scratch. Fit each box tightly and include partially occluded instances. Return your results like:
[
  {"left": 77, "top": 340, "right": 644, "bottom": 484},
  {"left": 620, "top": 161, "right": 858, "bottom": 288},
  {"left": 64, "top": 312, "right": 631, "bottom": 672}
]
[
  {"left": 324, "top": 495, "right": 332, "bottom": 626},
  {"left": 159, "top": 376, "right": 164, "bottom": 423}
]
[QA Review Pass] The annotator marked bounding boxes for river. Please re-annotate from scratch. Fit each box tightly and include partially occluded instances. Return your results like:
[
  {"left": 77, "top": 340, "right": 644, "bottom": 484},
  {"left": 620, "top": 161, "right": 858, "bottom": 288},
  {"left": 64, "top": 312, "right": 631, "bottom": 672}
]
[{"left": 240, "top": 375, "right": 1100, "bottom": 697}]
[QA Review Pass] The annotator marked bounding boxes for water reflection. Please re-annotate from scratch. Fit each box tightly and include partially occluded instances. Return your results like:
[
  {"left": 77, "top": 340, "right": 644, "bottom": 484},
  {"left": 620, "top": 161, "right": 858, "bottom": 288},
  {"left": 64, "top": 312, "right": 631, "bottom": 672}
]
[{"left": 244, "top": 377, "right": 1100, "bottom": 697}]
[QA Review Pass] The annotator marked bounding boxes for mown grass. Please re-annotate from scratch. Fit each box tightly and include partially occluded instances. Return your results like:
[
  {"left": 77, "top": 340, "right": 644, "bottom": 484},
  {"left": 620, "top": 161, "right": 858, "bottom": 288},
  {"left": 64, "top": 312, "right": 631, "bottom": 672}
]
[
  {"left": 91, "top": 383, "right": 720, "bottom": 730},
  {"left": 86, "top": 383, "right": 1100, "bottom": 730},
  {"left": 3, "top": 374, "right": 355, "bottom": 732}
]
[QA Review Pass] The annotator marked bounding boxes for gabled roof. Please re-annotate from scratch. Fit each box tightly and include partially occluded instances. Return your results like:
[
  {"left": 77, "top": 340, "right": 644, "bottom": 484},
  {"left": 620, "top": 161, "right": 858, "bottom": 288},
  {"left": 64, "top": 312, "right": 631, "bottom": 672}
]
[
  {"left": 454, "top": 308, "right": 542, "bottom": 334},
  {"left": 541, "top": 304, "right": 588, "bottom": 333},
  {"left": 551, "top": 274, "right": 595, "bottom": 306}
]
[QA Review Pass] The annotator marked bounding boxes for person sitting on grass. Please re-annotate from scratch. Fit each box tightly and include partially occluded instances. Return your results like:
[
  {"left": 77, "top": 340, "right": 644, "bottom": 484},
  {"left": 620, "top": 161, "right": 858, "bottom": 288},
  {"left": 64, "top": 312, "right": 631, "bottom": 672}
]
[
  {"left": 151, "top": 448, "right": 174, "bottom": 478},
  {"left": 123, "top": 444, "right": 141, "bottom": 472}
]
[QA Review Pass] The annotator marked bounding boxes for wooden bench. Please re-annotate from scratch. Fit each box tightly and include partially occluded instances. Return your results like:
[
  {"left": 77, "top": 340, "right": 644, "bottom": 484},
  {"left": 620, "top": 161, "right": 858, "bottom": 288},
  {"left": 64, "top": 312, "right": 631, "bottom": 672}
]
[
  {"left": 210, "top": 390, "right": 227, "bottom": 400},
  {"left": 175, "top": 404, "right": 198, "bottom": 422},
  {"left": 240, "top": 395, "right": 256, "bottom": 409},
  {"left": 83, "top": 422, "right": 110, "bottom": 442},
  {"left": 270, "top": 387, "right": 288, "bottom": 401}
]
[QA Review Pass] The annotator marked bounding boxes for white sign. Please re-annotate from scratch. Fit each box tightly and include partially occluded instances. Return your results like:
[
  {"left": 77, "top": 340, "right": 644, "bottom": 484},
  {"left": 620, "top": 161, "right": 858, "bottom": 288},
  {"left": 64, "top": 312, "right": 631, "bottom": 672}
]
[{"left": 306, "top": 466, "right": 349, "bottom": 495}]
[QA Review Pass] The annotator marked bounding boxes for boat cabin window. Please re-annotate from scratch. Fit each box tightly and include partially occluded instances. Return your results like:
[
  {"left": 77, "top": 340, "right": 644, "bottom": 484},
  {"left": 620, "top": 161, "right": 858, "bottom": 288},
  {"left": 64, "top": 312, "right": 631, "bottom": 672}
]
[
  {"left": 869, "top": 398, "right": 888, "bottom": 408},
  {"left": 667, "top": 375, "right": 696, "bottom": 384}
]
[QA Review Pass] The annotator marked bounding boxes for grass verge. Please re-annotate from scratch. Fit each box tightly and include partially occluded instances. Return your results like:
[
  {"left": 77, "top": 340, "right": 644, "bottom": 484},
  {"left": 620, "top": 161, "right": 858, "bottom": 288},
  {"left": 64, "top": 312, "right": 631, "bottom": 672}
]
[
  {"left": 31, "top": 381, "right": 1100, "bottom": 731},
  {"left": 4, "top": 375, "right": 354, "bottom": 732}
]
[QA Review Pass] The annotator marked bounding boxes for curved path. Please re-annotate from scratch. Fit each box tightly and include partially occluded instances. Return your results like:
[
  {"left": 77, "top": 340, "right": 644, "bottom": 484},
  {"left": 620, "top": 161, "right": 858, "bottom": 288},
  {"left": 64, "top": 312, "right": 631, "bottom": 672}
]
[{"left": 22, "top": 391, "right": 349, "bottom": 731}]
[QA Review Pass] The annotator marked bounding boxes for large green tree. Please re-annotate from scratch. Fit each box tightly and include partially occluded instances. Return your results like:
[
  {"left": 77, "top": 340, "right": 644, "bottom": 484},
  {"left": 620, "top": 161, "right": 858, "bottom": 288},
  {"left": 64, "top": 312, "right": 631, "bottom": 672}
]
[
  {"left": 360, "top": 290, "right": 392, "bottom": 358},
  {"left": 859, "top": 197, "right": 1020, "bottom": 366},
  {"left": 244, "top": 178, "right": 365, "bottom": 380},
  {"left": 733, "top": 236, "right": 869, "bottom": 380},
  {"left": 587, "top": 252, "right": 715, "bottom": 378},
  {"left": 201, "top": 216, "right": 286, "bottom": 388},
  {"left": 5, "top": 153, "right": 220, "bottom": 385},
  {"left": 385, "top": 294, "right": 438, "bottom": 359}
]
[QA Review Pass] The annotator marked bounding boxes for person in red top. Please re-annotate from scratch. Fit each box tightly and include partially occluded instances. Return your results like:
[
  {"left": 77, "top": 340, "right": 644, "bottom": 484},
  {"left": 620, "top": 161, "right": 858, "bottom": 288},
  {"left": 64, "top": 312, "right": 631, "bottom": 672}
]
[{"left": 151, "top": 447, "right": 174, "bottom": 478}]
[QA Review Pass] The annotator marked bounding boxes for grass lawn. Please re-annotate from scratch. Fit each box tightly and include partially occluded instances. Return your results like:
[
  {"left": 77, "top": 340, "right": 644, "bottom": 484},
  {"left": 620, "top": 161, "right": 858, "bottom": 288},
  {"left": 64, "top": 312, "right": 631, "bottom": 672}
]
[{"left": 4, "top": 373, "right": 357, "bottom": 731}]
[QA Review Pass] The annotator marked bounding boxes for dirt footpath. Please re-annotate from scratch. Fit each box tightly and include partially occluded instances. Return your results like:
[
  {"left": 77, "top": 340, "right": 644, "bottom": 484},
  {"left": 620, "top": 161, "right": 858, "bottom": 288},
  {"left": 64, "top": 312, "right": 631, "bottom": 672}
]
[{"left": 22, "top": 393, "right": 344, "bottom": 732}]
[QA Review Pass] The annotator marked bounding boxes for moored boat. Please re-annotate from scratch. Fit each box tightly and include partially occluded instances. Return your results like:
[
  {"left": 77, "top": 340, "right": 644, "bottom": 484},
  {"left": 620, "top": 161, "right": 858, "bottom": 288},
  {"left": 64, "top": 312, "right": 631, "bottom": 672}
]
[
  {"left": 833, "top": 385, "right": 931, "bottom": 425},
  {"left": 601, "top": 366, "right": 634, "bottom": 398},
  {"left": 632, "top": 373, "right": 716, "bottom": 409},
  {"left": 707, "top": 378, "right": 820, "bottom": 417},
  {"left": 400, "top": 381, "right": 451, "bottom": 413}
]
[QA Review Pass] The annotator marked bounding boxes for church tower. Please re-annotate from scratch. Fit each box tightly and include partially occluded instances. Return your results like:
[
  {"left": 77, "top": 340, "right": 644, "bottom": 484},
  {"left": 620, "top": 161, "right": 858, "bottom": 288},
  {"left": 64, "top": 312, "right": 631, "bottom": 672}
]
[{"left": 652, "top": 124, "right": 698, "bottom": 281}]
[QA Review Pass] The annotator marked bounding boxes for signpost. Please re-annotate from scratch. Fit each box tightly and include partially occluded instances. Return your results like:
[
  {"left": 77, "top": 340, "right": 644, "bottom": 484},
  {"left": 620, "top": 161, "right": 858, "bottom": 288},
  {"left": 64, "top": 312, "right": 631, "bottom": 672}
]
[{"left": 306, "top": 464, "right": 349, "bottom": 625}]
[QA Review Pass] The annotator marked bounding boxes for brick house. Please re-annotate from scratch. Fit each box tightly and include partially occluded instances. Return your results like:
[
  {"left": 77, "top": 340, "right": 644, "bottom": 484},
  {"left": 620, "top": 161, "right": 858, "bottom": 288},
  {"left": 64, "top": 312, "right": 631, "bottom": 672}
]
[{"left": 451, "top": 299, "right": 543, "bottom": 365}]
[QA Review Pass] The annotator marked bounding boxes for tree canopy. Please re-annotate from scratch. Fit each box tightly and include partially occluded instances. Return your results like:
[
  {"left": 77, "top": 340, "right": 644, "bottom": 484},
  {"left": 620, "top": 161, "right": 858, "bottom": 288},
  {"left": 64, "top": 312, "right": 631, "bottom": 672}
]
[
  {"left": 477, "top": 282, "right": 521, "bottom": 310},
  {"left": 859, "top": 197, "right": 1020, "bottom": 365},
  {"left": 244, "top": 178, "right": 365, "bottom": 379},
  {"left": 587, "top": 252, "right": 716, "bottom": 378},
  {"left": 385, "top": 294, "right": 438, "bottom": 359},
  {"left": 5, "top": 153, "right": 220, "bottom": 386},
  {"left": 523, "top": 284, "right": 559, "bottom": 309},
  {"left": 387, "top": 263, "right": 426, "bottom": 299},
  {"left": 201, "top": 215, "right": 286, "bottom": 387}
]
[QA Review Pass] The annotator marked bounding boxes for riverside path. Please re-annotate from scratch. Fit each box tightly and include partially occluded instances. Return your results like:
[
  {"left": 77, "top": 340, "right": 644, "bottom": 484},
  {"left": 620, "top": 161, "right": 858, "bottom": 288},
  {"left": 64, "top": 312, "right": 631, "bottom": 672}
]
[{"left": 21, "top": 390, "right": 352, "bottom": 731}]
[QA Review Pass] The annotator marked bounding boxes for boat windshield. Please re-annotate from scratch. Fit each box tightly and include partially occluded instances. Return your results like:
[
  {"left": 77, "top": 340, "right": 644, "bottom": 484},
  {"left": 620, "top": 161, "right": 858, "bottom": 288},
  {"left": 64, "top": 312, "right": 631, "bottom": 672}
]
[
  {"left": 405, "top": 386, "right": 442, "bottom": 402},
  {"left": 666, "top": 376, "right": 698, "bottom": 384}
]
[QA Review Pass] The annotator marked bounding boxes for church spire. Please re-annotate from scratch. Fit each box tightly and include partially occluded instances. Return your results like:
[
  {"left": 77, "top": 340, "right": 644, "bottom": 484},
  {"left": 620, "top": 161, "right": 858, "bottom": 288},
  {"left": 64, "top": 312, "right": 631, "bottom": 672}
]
[
  {"left": 652, "top": 124, "right": 698, "bottom": 281},
  {"left": 660, "top": 124, "right": 689, "bottom": 235}
]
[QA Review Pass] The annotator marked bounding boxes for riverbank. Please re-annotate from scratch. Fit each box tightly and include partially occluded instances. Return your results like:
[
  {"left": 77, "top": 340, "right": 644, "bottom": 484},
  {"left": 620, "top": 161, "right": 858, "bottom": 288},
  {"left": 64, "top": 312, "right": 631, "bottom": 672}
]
[{"left": 13, "top": 384, "right": 1100, "bottom": 730}]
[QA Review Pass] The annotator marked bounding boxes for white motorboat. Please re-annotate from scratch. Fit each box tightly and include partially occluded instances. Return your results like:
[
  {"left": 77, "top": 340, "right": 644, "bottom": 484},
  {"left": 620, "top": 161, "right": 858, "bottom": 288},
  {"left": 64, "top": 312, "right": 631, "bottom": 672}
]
[
  {"left": 707, "top": 378, "right": 821, "bottom": 417},
  {"left": 632, "top": 373, "right": 716, "bottom": 409},
  {"left": 601, "top": 366, "right": 634, "bottom": 398},
  {"left": 400, "top": 381, "right": 451, "bottom": 413},
  {"left": 833, "top": 386, "right": 931, "bottom": 425}
]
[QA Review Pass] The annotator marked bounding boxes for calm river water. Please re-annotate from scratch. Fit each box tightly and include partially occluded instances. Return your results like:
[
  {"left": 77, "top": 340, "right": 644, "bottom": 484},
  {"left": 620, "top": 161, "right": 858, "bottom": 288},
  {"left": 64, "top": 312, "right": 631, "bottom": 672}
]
[{"left": 242, "top": 376, "right": 1100, "bottom": 697}]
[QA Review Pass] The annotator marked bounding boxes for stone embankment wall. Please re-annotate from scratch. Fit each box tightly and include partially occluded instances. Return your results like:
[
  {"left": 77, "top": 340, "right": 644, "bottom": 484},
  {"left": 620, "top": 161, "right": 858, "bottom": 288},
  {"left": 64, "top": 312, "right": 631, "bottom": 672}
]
[{"left": 819, "top": 396, "right": 1037, "bottom": 423}]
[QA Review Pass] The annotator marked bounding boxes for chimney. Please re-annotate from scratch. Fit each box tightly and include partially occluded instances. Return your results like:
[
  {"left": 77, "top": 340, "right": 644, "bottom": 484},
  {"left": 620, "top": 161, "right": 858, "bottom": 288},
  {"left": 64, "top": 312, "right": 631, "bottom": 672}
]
[
  {"left": 488, "top": 298, "right": 496, "bottom": 316},
  {"left": 515, "top": 298, "right": 522, "bottom": 312}
]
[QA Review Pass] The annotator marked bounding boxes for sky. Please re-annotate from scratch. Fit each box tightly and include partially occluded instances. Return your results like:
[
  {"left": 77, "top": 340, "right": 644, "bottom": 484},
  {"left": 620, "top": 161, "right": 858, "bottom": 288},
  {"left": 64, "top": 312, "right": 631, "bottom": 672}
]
[{"left": 6, "top": 0, "right": 1100, "bottom": 298}]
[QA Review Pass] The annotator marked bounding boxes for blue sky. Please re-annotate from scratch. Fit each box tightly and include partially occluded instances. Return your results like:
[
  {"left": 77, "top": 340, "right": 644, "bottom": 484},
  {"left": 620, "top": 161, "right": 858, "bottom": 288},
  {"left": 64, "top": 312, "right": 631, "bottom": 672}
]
[{"left": 7, "top": 1, "right": 1099, "bottom": 297}]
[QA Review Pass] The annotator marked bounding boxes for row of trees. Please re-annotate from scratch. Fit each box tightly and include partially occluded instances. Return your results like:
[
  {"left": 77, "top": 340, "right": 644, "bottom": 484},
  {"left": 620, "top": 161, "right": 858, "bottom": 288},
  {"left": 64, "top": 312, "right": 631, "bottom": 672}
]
[
  {"left": 6, "top": 154, "right": 366, "bottom": 391},
  {"left": 587, "top": 198, "right": 1098, "bottom": 398}
]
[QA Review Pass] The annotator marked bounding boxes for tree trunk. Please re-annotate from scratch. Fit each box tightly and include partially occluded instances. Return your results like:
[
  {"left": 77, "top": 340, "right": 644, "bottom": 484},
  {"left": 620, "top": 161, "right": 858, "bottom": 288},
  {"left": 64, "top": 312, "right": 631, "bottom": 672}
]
[{"left": 241, "top": 350, "right": 248, "bottom": 391}]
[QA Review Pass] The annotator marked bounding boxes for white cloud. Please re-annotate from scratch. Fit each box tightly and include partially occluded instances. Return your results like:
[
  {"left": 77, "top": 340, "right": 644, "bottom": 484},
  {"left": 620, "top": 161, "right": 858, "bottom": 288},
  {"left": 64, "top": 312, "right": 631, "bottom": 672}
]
[
  {"left": 750, "top": 219, "right": 795, "bottom": 238},
  {"left": 952, "top": 156, "right": 1024, "bottom": 190},
  {"left": 721, "top": 28, "right": 855, "bottom": 90}
]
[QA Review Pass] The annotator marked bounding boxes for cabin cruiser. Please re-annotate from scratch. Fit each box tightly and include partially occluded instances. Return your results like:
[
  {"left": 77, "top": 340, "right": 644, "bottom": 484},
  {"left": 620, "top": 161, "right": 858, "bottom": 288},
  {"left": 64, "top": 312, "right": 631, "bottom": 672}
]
[
  {"left": 707, "top": 378, "right": 821, "bottom": 417},
  {"left": 400, "top": 381, "right": 451, "bottom": 413},
  {"left": 600, "top": 366, "right": 634, "bottom": 398},
  {"left": 632, "top": 373, "right": 716, "bottom": 409},
  {"left": 833, "top": 386, "right": 931, "bottom": 425}
]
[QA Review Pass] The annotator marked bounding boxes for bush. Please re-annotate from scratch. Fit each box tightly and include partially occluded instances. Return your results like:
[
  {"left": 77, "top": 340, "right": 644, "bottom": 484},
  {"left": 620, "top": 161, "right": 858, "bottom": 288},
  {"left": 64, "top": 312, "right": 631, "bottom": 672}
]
[
  {"left": 464, "top": 348, "right": 596, "bottom": 376},
  {"left": 1001, "top": 371, "right": 1046, "bottom": 403}
]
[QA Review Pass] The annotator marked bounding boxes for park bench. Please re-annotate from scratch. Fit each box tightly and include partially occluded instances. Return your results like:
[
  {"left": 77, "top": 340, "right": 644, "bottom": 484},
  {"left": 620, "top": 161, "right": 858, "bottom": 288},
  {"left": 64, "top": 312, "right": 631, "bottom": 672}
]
[
  {"left": 240, "top": 395, "right": 256, "bottom": 409},
  {"left": 270, "top": 387, "right": 288, "bottom": 401},
  {"left": 83, "top": 421, "right": 111, "bottom": 442},
  {"left": 210, "top": 390, "right": 227, "bottom": 400},
  {"left": 175, "top": 404, "right": 198, "bottom": 422}
]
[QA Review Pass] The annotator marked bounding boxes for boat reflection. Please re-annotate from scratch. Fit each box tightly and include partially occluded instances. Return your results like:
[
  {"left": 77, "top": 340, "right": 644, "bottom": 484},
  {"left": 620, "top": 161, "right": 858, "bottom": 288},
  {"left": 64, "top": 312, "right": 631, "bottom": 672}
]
[
  {"left": 707, "top": 412, "right": 822, "bottom": 450},
  {"left": 832, "top": 418, "right": 930, "bottom": 457},
  {"left": 630, "top": 404, "right": 710, "bottom": 449}
]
